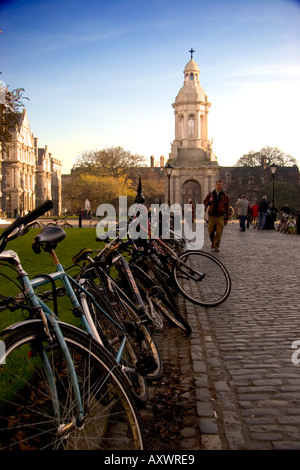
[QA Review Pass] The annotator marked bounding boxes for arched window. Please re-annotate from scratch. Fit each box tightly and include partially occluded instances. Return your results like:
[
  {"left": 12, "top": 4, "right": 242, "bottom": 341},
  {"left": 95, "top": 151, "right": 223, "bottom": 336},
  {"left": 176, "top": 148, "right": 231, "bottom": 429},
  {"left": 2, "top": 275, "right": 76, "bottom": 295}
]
[{"left": 189, "top": 73, "right": 194, "bottom": 81}]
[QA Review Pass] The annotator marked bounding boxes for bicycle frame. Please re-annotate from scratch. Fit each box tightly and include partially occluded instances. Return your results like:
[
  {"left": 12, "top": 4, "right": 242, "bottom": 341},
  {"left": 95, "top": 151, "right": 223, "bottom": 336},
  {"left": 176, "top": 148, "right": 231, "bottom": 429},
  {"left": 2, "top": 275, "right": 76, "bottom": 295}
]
[
  {"left": 0, "top": 249, "right": 85, "bottom": 426},
  {"left": 96, "top": 240, "right": 147, "bottom": 308},
  {"left": 75, "top": 241, "right": 162, "bottom": 330},
  {"left": 0, "top": 245, "right": 135, "bottom": 425},
  {"left": 31, "top": 249, "right": 132, "bottom": 369}
]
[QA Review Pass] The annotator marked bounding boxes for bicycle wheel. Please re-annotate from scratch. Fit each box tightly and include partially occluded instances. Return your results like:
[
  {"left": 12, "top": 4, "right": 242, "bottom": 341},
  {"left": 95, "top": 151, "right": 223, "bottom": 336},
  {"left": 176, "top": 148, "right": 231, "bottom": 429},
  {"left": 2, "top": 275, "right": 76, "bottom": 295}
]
[
  {"left": 30, "top": 221, "right": 45, "bottom": 229},
  {"left": 137, "top": 258, "right": 179, "bottom": 307},
  {"left": 173, "top": 250, "right": 231, "bottom": 307},
  {"left": 89, "top": 218, "right": 100, "bottom": 227},
  {"left": 81, "top": 283, "right": 149, "bottom": 405},
  {"left": 81, "top": 265, "right": 163, "bottom": 381},
  {"left": 279, "top": 221, "right": 287, "bottom": 232},
  {"left": 130, "top": 264, "right": 192, "bottom": 337},
  {"left": 0, "top": 320, "right": 144, "bottom": 450},
  {"left": 118, "top": 298, "right": 164, "bottom": 381},
  {"left": 287, "top": 221, "right": 296, "bottom": 235}
]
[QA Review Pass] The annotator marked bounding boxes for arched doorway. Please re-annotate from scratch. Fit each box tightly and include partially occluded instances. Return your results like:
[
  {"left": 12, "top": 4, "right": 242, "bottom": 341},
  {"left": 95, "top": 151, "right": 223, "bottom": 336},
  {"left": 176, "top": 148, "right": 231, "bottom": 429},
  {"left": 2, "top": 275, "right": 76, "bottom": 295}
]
[{"left": 181, "top": 180, "right": 201, "bottom": 206}]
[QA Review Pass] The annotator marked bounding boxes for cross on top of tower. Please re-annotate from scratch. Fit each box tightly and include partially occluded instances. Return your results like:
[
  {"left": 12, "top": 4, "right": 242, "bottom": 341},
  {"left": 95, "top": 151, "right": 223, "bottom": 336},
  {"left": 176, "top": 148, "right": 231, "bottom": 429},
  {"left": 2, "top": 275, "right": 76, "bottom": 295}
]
[{"left": 189, "top": 48, "right": 195, "bottom": 59}]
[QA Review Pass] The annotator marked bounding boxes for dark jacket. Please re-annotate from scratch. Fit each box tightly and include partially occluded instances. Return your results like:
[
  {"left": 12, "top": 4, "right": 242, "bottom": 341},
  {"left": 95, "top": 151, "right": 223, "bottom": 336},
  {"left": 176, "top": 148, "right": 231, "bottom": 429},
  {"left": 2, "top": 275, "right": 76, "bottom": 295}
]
[
  {"left": 204, "top": 190, "right": 229, "bottom": 219},
  {"left": 258, "top": 199, "right": 269, "bottom": 213}
]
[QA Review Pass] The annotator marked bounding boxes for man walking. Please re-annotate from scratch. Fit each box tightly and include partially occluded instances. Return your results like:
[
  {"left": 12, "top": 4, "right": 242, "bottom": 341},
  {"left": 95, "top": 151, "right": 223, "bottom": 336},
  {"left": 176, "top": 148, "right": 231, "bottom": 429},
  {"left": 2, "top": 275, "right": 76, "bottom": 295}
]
[
  {"left": 204, "top": 180, "right": 229, "bottom": 252},
  {"left": 236, "top": 195, "right": 249, "bottom": 232}
]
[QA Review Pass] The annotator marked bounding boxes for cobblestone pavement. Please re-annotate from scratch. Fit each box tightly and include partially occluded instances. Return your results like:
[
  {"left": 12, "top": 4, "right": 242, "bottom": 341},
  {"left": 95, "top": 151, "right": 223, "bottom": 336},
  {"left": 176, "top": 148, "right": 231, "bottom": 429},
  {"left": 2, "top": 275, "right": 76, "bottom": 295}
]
[{"left": 142, "top": 222, "right": 300, "bottom": 450}]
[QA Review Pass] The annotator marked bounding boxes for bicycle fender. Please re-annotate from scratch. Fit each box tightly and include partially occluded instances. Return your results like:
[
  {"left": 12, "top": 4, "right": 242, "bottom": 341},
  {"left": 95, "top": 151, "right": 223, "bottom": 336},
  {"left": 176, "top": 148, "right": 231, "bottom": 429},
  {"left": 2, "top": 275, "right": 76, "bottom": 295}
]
[
  {"left": 1, "top": 318, "right": 44, "bottom": 336},
  {"left": 0, "top": 319, "right": 85, "bottom": 337}
]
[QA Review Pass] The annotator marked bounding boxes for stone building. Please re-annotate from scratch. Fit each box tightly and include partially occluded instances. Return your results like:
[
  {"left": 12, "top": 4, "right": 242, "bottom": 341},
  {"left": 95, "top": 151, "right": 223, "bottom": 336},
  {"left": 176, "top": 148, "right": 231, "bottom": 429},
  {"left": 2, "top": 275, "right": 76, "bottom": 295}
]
[
  {"left": 35, "top": 139, "right": 62, "bottom": 215},
  {"left": 167, "top": 52, "right": 220, "bottom": 206},
  {"left": 219, "top": 165, "right": 300, "bottom": 208},
  {"left": 1, "top": 109, "right": 62, "bottom": 217}
]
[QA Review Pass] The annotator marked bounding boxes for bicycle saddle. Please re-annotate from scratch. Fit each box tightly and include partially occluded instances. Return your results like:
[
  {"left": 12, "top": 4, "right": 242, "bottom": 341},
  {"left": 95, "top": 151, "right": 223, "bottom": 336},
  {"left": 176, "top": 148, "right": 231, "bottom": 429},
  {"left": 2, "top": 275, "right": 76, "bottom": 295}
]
[
  {"left": 32, "top": 226, "right": 66, "bottom": 254},
  {"left": 72, "top": 248, "right": 94, "bottom": 264}
]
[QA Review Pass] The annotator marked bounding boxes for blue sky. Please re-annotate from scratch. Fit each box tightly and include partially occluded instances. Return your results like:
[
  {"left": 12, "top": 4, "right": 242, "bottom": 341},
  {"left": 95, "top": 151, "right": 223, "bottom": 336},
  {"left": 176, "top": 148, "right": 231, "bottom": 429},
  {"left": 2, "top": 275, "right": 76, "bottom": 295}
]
[{"left": 1, "top": 0, "right": 300, "bottom": 173}]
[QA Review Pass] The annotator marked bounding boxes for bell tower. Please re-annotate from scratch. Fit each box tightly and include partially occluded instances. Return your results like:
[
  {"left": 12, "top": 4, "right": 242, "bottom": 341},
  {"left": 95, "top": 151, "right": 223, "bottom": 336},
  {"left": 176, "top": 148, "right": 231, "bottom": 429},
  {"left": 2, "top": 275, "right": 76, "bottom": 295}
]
[{"left": 167, "top": 51, "right": 220, "bottom": 206}]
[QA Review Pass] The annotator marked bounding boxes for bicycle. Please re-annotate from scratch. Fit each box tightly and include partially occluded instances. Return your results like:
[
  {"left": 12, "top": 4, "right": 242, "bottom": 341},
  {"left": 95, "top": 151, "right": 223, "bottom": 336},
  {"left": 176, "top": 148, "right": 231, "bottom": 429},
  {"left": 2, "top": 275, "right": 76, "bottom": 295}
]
[
  {"left": 0, "top": 201, "right": 144, "bottom": 450},
  {"left": 275, "top": 212, "right": 296, "bottom": 235},
  {"left": 74, "top": 232, "right": 191, "bottom": 336},
  {"left": 89, "top": 216, "right": 101, "bottom": 227},
  {"left": 31, "top": 230, "right": 156, "bottom": 405},
  {"left": 109, "top": 236, "right": 192, "bottom": 335},
  {"left": 124, "top": 206, "right": 232, "bottom": 308},
  {"left": 28, "top": 219, "right": 45, "bottom": 229},
  {"left": 283, "top": 215, "right": 296, "bottom": 235},
  {"left": 46, "top": 214, "right": 73, "bottom": 228},
  {"left": 70, "top": 246, "right": 164, "bottom": 383}
]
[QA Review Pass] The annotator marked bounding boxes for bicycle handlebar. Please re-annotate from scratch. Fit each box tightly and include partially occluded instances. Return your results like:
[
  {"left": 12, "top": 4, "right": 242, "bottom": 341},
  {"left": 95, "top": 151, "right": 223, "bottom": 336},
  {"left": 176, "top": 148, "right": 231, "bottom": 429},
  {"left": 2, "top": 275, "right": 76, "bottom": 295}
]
[{"left": 1, "top": 199, "right": 54, "bottom": 240}]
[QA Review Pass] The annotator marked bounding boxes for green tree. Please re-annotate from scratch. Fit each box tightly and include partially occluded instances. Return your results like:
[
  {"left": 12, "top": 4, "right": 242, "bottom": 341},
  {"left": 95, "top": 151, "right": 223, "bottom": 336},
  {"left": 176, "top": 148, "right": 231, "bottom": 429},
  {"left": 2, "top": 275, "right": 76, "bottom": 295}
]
[
  {"left": 235, "top": 146, "right": 297, "bottom": 168},
  {"left": 73, "top": 146, "right": 146, "bottom": 181},
  {"left": 63, "top": 173, "right": 135, "bottom": 213},
  {"left": 258, "top": 181, "right": 300, "bottom": 214}
]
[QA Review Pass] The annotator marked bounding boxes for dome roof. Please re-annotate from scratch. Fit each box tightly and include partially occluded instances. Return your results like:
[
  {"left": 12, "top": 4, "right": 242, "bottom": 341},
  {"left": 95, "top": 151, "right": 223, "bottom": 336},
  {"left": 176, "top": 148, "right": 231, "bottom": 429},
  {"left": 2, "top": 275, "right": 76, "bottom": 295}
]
[
  {"left": 173, "top": 56, "right": 207, "bottom": 104},
  {"left": 175, "top": 83, "right": 206, "bottom": 103},
  {"left": 184, "top": 59, "right": 200, "bottom": 73}
]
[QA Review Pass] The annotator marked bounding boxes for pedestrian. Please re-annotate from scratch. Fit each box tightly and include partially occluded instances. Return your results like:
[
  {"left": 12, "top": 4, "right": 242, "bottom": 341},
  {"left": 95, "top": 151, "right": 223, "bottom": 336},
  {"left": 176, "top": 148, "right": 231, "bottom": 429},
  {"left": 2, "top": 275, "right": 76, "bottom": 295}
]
[
  {"left": 246, "top": 204, "right": 253, "bottom": 228},
  {"left": 258, "top": 195, "right": 269, "bottom": 230},
  {"left": 236, "top": 195, "right": 249, "bottom": 232},
  {"left": 280, "top": 203, "right": 290, "bottom": 215},
  {"left": 266, "top": 201, "right": 278, "bottom": 230},
  {"left": 252, "top": 202, "right": 259, "bottom": 228},
  {"left": 203, "top": 180, "right": 229, "bottom": 252}
]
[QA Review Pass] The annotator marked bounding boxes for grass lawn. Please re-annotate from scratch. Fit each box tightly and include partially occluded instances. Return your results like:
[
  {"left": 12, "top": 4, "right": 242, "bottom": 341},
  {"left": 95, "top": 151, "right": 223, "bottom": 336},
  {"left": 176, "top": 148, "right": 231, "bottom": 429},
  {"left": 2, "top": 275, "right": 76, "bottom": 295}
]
[{"left": 0, "top": 227, "right": 104, "bottom": 330}]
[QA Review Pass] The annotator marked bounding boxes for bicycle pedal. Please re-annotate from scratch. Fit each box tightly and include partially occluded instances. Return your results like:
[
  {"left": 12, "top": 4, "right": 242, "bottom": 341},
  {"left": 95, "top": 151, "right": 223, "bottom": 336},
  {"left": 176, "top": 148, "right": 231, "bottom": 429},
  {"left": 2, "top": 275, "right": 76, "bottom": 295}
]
[{"left": 135, "top": 355, "right": 157, "bottom": 376}]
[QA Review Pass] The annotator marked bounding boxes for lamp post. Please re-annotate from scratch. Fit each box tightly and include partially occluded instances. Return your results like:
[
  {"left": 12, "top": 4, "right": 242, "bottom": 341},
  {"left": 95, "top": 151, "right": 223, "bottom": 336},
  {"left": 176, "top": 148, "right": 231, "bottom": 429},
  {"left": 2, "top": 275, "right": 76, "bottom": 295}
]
[
  {"left": 164, "top": 163, "right": 173, "bottom": 206},
  {"left": 270, "top": 163, "right": 277, "bottom": 205}
]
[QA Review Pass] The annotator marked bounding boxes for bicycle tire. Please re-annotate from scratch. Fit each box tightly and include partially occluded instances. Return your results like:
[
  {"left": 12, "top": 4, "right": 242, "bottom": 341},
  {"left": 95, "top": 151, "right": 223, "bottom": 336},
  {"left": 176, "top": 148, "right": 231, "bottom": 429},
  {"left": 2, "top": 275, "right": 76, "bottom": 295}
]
[
  {"left": 279, "top": 221, "right": 287, "bottom": 233},
  {"left": 162, "top": 236, "right": 186, "bottom": 254},
  {"left": 0, "top": 320, "right": 144, "bottom": 450},
  {"left": 80, "top": 265, "right": 163, "bottom": 381},
  {"left": 82, "top": 284, "right": 149, "bottom": 405},
  {"left": 130, "top": 263, "right": 192, "bottom": 337},
  {"left": 30, "top": 221, "right": 45, "bottom": 229},
  {"left": 89, "top": 218, "right": 99, "bottom": 227},
  {"left": 287, "top": 221, "right": 296, "bottom": 235},
  {"left": 173, "top": 250, "right": 231, "bottom": 307},
  {"left": 118, "top": 298, "right": 164, "bottom": 381},
  {"left": 137, "top": 258, "right": 179, "bottom": 307}
]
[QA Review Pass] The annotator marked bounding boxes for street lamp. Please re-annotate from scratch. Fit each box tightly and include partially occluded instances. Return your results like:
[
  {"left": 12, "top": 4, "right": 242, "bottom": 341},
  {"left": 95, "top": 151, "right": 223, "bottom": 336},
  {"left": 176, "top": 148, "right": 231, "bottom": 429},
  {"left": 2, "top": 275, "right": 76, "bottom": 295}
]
[
  {"left": 164, "top": 163, "right": 173, "bottom": 206},
  {"left": 270, "top": 163, "right": 277, "bottom": 205}
]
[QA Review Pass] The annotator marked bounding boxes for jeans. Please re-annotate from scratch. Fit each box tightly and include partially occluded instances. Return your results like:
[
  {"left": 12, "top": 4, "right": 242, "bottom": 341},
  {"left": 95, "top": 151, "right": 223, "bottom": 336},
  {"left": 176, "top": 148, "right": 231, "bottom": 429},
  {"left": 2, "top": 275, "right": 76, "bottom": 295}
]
[
  {"left": 258, "top": 212, "right": 267, "bottom": 229},
  {"left": 239, "top": 215, "right": 246, "bottom": 231}
]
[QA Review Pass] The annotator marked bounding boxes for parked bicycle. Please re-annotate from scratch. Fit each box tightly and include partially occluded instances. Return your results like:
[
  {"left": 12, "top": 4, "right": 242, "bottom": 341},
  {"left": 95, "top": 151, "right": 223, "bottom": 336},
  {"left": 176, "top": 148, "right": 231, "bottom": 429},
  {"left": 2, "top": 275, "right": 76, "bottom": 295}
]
[
  {"left": 71, "top": 244, "right": 164, "bottom": 383},
  {"left": 73, "top": 233, "right": 191, "bottom": 336},
  {"left": 0, "top": 201, "right": 144, "bottom": 450},
  {"left": 46, "top": 214, "right": 73, "bottom": 228},
  {"left": 124, "top": 205, "right": 232, "bottom": 308},
  {"left": 28, "top": 219, "right": 45, "bottom": 229},
  {"left": 275, "top": 211, "right": 297, "bottom": 235}
]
